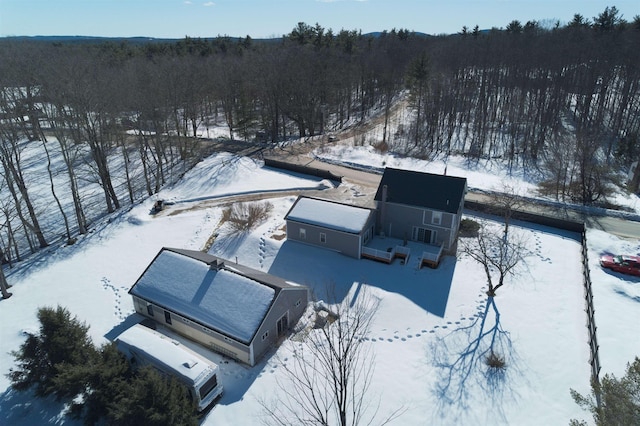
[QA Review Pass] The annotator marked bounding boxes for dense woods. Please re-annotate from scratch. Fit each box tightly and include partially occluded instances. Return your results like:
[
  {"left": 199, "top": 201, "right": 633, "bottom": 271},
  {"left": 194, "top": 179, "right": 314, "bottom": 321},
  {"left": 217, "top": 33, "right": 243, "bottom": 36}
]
[{"left": 0, "top": 7, "right": 639, "bottom": 264}]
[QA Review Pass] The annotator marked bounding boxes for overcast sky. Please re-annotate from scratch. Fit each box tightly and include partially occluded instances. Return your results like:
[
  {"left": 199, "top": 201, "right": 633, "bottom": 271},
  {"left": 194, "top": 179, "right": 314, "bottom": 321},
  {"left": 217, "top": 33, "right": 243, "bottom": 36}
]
[{"left": 1, "top": 0, "right": 639, "bottom": 39}]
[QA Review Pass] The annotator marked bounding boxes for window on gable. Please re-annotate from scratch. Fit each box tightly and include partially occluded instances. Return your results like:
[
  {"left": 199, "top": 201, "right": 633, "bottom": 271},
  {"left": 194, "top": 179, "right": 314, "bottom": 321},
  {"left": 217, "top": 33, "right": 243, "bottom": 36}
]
[
  {"left": 299, "top": 228, "right": 306, "bottom": 240},
  {"left": 262, "top": 330, "right": 269, "bottom": 341},
  {"left": 432, "top": 212, "right": 442, "bottom": 226},
  {"left": 320, "top": 232, "right": 326, "bottom": 243}
]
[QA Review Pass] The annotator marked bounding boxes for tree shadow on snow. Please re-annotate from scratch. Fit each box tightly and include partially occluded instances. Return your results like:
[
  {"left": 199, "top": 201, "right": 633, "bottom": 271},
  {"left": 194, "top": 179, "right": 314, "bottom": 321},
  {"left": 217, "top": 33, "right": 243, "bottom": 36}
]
[
  {"left": 208, "top": 227, "right": 251, "bottom": 261},
  {"left": 614, "top": 288, "right": 640, "bottom": 303},
  {"left": 268, "top": 241, "right": 455, "bottom": 317},
  {"left": 0, "top": 386, "right": 80, "bottom": 426},
  {"left": 429, "top": 297, "right": 522, "bottom": 424}
]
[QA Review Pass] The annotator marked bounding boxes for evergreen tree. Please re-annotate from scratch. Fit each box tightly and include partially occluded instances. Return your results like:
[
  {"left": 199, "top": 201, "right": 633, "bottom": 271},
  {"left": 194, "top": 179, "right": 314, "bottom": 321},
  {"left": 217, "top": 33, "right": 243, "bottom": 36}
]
[
  {"left": 111, "top": 366, "right": 198, "bottom": 426},
  {"left": 7, "top": 306, "right": 95, "bottom": 398},
  {"left": 7, "top": 306, "right": 199, "bottom": 425},
  {"left": 571, "top": 357, "right": 640, "bottom": 425},
  {"left": 63, "top": 343, "right": 133, "bottom": 425}
]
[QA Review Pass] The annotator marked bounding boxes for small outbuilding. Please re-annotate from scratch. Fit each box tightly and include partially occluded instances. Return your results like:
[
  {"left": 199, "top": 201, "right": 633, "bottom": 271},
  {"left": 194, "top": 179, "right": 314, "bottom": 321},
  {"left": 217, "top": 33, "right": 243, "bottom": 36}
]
[
  {"left": 284, "top": 196, "right": 377, "bottom": 259},
  {"left": 129, "top": 247, "right": 309, "bottom": 366}
]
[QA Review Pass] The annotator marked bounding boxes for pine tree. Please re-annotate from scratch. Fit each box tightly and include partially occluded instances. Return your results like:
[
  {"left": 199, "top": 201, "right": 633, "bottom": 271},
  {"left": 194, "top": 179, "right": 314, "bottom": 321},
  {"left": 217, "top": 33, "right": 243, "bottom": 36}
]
[
  {"left": 7, "top": 306, "right": 95, "bottom": 398},
  {"left": 112, "top": 366, "right": 198, "bottom": 426},
  {"left": 571, "top": 357, "right": 640, "bottom": 425},
  {"left": 65, "top": 343, "right": 132, "bottom": 425}
]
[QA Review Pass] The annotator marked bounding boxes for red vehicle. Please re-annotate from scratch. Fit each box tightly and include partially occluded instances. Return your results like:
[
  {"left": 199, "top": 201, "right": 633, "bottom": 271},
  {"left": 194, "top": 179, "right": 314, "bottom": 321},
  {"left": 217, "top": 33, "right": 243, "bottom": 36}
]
[{"left": 599, "top": 254, "right": 640, "bottom": 277}]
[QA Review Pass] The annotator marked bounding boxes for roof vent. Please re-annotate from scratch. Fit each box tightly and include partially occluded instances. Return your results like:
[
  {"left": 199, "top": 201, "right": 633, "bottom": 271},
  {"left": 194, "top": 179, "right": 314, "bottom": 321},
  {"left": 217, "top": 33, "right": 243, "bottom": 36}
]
[
  {"left": 183, "top": 359, "right": 198, "bottom": 368},
  {"left": 209, "top": 259, "right": 224, "bottom": 270}
]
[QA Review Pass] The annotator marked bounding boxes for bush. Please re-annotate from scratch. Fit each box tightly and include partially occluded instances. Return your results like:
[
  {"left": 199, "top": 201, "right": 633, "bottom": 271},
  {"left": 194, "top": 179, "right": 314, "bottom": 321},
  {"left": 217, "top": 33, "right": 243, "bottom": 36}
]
[
  {"left": 458, "top": 219, "right": 480, "bottom": 238},
  {"left": 224, "top": 201, "right": 272, "bottom": 232},
  {"left": 485, "top": 351, "right": 506, "bottom": 370},
  {"left": 373, "top": 140, "right": 389, "bottom": 154}
]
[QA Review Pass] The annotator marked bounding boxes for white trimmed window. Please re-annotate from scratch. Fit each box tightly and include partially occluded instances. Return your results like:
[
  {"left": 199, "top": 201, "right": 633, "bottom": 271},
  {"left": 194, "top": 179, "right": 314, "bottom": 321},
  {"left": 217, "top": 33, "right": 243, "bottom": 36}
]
[
  {"left": 299, "top": 228, "right": 306, "bottom": 239},
  {"left": 432, "top": 211, "right": 442, "bottom": 225}
]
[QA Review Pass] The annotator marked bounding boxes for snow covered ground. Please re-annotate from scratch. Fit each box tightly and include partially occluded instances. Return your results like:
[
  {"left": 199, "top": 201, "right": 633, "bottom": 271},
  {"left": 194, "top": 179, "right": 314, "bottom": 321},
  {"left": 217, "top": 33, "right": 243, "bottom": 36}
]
[
  {"left": 0, "top": 146, "right": 639, "bottom": 426},
  {"left": 314, "top": 143, "right": 640, "bottom": 216}
]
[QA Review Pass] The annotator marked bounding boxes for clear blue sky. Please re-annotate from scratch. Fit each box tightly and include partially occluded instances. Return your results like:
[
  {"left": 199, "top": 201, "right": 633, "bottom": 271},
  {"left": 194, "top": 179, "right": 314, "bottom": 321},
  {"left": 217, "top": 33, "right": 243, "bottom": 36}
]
[{"left": 1, "top": 0, "right": 638, "bottom": 39}]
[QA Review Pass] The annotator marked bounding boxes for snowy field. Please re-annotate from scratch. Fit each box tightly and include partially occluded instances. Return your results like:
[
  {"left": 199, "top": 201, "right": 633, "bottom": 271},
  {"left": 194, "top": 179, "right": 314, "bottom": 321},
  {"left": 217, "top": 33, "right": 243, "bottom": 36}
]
[{"left": 0, "top": 147, "right": 639, "bottom": 426}]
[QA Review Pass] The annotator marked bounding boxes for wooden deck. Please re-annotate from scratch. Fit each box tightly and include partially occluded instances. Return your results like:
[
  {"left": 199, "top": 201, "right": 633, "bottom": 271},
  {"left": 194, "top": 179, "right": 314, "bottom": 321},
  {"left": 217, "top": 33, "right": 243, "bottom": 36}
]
[
  {"left": 419, "top": 245, "right": 443, "bottom": 269},
  {"left": 361, "top": 245, "right": 410, "bottom": 264}
]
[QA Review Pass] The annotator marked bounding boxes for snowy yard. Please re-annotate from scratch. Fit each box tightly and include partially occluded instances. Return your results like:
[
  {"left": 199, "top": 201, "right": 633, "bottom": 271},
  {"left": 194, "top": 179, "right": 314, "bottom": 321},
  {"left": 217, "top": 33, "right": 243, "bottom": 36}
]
[{"left": 0, "top": 149, "right": 639, "bottom": 425}]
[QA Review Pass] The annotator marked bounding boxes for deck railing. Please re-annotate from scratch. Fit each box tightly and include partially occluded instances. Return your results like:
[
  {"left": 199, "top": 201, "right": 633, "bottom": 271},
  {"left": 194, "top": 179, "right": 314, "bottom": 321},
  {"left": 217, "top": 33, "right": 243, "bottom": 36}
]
[
  {"left": 361, "top": 245, "right": 412, "bottom": 263},
  {"left": 361, "top": 246, "right": 395, "bottom": 262},
  {"left": 420, "top": 244, "right": 443, "bottom": 268}
]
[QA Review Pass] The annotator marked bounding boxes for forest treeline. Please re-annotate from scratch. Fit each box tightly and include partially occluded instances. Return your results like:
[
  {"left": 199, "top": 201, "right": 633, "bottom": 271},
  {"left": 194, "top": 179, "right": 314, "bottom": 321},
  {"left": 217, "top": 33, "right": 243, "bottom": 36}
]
[{"left": 0, "top": 6, "right": 639, "bottom": 263}]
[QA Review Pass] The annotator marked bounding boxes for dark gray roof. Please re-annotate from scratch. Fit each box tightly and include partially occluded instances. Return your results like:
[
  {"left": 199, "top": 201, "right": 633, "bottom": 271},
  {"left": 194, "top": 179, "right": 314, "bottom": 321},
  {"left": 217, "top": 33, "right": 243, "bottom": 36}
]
[{"left": 374, "top": 168, "right": 466, "bottom": 214}]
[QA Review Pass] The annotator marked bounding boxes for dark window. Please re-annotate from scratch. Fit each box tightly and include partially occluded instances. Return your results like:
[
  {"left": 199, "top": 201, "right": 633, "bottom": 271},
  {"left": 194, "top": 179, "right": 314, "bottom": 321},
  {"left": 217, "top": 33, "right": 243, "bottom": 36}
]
[
  {"left": 277, "top": 314, "right": 289, "bottom": 336},
  {"left": 164, "top": 310, "right": 172, "bottom": 325},
  {"left": 147, "top": 304, "right": 154, "bottom": 317},
  {"left": 320, "top": 233, "right": 326, "bottom": 243},
  {"left": 198, "top": 374, "right": 219, "bottom": 400}
]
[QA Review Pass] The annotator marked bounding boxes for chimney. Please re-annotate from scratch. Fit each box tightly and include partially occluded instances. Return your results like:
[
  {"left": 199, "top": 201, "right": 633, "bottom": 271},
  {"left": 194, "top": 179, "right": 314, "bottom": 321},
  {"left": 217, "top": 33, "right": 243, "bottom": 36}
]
[
  {"left": 209, "top": 259, "right": 224, "bottom": 271},
  {"left": 379, "top": 185, "right": 388, "bottom": 237}
]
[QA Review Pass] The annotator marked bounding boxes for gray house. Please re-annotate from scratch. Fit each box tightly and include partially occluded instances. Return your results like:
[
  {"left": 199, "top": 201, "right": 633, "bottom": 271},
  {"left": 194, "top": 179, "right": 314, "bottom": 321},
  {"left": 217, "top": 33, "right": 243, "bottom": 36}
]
[
  {"left": 284, "top": 196, "right": 377, "bottom": 259},
  {"left": 374, "top": 168, "right": 467, "bottom": 253},
  {"left": 129, "top": 247, "right": 309, "bottom": 366}
]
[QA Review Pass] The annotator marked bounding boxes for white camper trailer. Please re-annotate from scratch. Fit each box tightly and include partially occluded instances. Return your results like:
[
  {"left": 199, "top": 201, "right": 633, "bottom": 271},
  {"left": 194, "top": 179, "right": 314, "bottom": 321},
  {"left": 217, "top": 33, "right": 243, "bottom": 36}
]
[{"left": 115, "top": 324, "right": 223, "bottom": 412}]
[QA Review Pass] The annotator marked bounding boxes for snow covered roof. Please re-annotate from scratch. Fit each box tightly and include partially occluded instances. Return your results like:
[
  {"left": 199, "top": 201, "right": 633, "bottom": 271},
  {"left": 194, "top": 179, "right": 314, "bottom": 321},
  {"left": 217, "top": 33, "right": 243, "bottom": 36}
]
[
  {"left": 129, "top": 249, "right": 277, "bottom": 344},
  {"left": 115, "top": 324, "right": 216, "bottom": 384},
  {"left": 285, "top": 196, "right": 374, "bottom": 234}
]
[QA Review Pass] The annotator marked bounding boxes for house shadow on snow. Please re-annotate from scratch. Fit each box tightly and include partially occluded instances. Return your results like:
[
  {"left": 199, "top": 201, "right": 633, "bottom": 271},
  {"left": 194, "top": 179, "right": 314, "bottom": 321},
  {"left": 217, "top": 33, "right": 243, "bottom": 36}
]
[{"left": 268, "top": 240, "right": 456, "bottom": 318}]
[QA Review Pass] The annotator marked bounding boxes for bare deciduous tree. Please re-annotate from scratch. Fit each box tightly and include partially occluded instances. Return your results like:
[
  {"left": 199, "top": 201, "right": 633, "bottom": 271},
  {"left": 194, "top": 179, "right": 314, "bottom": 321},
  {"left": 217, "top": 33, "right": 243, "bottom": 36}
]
[
  {"left": 260, "top": 288, "right": 403, "bottom": 426},
  {"left": 488, "top": 184, "right": 527, "bottom": 236},
  {"left": 0, "top": 266, "right": 11, "bottom": 299},
  {"left": 461, "top": 222, "right": 529, "bottom": 297}
]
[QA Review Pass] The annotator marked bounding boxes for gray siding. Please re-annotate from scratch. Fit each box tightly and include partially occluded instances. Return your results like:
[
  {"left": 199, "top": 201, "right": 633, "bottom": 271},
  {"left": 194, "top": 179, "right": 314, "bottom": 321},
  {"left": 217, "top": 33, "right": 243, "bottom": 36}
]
[
  {"left": 133, "top": 288, "right": 308, "bottom": 367},
  {"left": 251, "top": 287, "right": 309, "bottom": 363},
  {"left": 378, "top": 203, "right": 456, "bottom": 249},
  {"left": 287, "top": 219, "right": 362, "bottom": 258}
]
